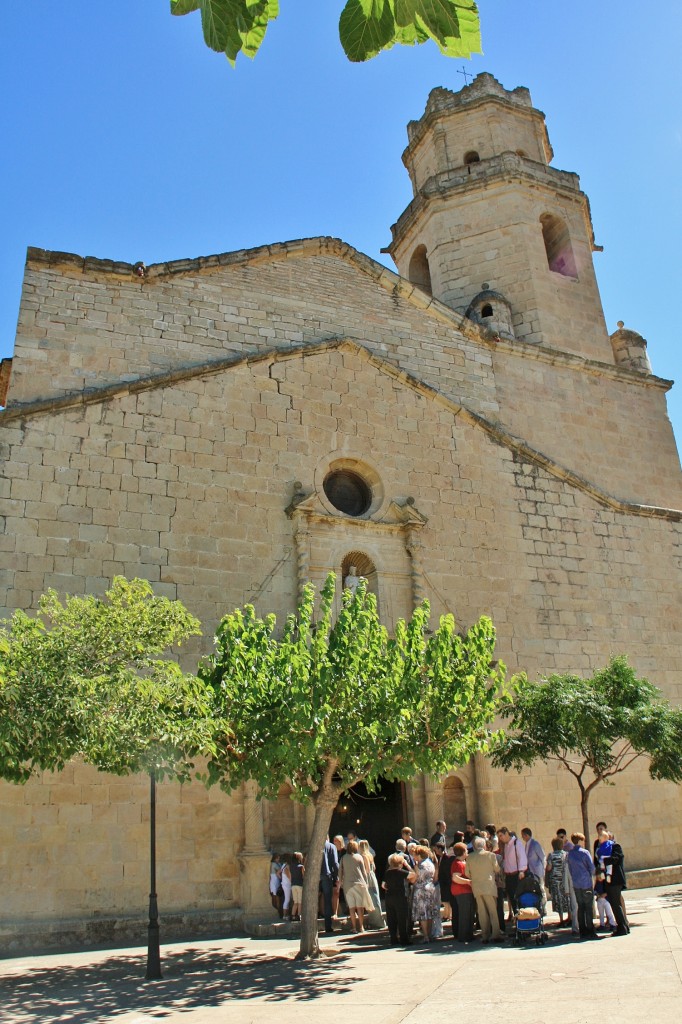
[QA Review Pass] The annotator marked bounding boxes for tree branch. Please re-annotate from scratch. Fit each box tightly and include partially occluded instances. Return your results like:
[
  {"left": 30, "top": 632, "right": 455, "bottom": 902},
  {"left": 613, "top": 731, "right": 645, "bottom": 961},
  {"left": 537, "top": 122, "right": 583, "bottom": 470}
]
[
  {"left": 602, "top": 752, "right": 642, "bottom": 780},
  {"left": 611, "top": 741, "right": 634, "bottom": 773},
  {"left": 553, "top": 752, "right": 584, "bottom": 782},
  {"left": 323, "top": 758, "right": 338, "bottom": 786},
  {"left": 583, "top": 775, "right": 602, "bottom": 797}
]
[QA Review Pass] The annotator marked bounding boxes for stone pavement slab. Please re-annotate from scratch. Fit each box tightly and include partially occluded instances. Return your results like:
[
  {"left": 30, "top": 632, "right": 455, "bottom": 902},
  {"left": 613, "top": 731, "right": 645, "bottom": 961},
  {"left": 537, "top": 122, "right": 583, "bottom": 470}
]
[{"left": 1, "top": 885, "right": 681, "bottom": 1024}]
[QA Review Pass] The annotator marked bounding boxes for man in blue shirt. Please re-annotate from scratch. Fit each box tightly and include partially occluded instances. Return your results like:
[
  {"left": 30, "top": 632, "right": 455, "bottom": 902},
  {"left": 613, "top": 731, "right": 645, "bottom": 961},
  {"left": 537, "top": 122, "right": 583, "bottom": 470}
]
[
  {"left": 566, "top": 832, "right": 599, "bottom": 939},
  {"left": 521, "top": 827, "right": 545, "bottom": 880}
]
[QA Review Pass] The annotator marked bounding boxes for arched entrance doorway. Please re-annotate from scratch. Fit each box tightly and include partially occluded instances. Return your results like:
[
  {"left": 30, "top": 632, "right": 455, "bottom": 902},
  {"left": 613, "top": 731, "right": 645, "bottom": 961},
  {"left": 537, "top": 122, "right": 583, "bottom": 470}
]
[{"left": 329, "top": 778, "right": 405, "bottom": 882}]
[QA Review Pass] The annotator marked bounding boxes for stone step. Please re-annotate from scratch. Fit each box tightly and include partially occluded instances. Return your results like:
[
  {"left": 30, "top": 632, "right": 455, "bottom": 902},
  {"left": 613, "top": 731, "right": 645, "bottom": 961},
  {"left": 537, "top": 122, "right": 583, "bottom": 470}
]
[{"left": 627, "top": 864, "right": 682, "bottom": 889}]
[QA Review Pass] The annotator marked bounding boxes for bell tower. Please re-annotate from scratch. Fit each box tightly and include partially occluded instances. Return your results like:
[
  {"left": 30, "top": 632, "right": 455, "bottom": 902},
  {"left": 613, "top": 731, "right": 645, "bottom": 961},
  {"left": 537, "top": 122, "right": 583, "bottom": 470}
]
[{"left": 387, "top": 74, "right": 613, "bottom": 363}]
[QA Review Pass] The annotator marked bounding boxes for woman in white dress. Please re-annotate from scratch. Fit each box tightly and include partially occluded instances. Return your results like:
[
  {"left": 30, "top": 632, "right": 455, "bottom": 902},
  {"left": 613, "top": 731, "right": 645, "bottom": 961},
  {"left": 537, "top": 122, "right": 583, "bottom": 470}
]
[
  {"left": 339, "top": 840, "right": 374, "bottom": 933},
  {"left": 280, "top": 853, "right": 293, "bottom": 920},
  {"left": 269, "top": 852, "right": 283, "bottom": 918},
  {"left": 359, "top": 839, "right": 382, "bottom": 912}
]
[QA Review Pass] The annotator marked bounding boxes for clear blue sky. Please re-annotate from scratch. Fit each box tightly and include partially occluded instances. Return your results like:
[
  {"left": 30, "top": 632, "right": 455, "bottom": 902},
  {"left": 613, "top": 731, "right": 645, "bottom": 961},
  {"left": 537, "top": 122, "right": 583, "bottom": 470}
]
[{"left": 2, "top": 2, "right": 681, "bottom": 458}]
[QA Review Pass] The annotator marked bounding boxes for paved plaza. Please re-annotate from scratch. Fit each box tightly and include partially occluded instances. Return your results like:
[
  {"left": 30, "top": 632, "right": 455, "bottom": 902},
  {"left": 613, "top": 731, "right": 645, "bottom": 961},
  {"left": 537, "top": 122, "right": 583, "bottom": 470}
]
[{"left": 2, "top": 884, "right": 681, "bottom": 1024}]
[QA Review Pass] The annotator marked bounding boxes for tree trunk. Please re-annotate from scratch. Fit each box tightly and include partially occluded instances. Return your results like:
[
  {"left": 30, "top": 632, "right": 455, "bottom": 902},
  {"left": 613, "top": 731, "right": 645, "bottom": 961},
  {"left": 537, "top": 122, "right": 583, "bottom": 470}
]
[
  {"left": 580, "top": 788, "right": 590, "bottom": 841},
  {"left": 296, "top": 792, "right": 337, "bottom": 960}
]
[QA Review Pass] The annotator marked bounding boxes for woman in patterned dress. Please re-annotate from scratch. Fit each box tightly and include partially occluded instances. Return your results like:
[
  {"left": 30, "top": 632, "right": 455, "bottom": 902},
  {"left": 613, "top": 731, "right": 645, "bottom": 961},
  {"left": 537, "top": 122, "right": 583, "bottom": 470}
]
[
  {"left": 411, "top": 845, "right": 440, "bottom": 942},
  {"left": 545, "top": 837, "right": 571, "bottom": 925}
]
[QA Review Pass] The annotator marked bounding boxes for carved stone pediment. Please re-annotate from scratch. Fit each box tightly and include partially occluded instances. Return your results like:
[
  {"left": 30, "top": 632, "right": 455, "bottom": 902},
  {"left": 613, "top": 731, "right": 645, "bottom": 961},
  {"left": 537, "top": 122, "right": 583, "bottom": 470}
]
[
  {"left": 286, "top": 489, "right": 428, "bottom": 532},
  {"left": 286, "top": 481, "right": 428, "bottom": 618},
  {"left": 385, "top": 498, "right": 428, "bottom": 527}
]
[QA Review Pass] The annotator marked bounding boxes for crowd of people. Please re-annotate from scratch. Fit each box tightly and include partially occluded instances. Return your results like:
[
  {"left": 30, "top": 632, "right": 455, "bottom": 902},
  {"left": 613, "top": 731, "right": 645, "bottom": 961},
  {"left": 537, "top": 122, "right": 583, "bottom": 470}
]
[{"left": 268, "top": 817, "right": 630, "bottom": 946}]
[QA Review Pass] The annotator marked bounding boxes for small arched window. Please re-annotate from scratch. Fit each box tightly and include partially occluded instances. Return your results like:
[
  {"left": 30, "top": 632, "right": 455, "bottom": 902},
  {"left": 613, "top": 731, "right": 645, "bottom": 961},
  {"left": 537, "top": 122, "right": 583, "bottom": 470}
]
[
  {"left": 481, "top": 303, "right": 493, "bottom": 318},
  {"left": 408, "top": 244, "right": 432, "bottom": 295},
  {"left": 464, "top": 150, "right": 480, "bottom": 165},
  {"left": 540, "top": 213, "right": 578, "bottom": 278},
  {"left": 443, "top": 775, "right": 468, "bottom": 828}
]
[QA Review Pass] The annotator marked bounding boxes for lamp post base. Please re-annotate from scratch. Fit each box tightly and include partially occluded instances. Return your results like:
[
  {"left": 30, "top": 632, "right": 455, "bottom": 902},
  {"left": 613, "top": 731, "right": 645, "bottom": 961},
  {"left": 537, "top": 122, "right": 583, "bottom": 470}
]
[{"left": 146, "top": 893, "right": 162, "bottom": 980}]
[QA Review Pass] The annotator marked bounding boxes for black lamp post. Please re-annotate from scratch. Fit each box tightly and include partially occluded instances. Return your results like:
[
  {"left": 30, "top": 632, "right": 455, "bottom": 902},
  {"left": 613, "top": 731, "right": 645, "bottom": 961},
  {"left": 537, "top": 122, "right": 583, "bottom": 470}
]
[{"left": 146, "top": 769, "right": 162, "bottom": 980}]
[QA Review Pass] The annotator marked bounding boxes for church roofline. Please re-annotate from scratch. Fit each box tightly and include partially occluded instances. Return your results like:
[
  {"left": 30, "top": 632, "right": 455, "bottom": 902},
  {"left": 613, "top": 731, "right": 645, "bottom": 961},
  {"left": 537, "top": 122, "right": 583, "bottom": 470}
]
[
  {"left": 24, "top": 235, "right": 494, "bottom": 349},
  {"left": 23, "top": 234, "right": 655, "bottom": 393},
  {"left": 2, "top": 336, "right": 679, "bottom": 523},
  {"left": 22, "top": 236, "right": 661, "bottom": 395}
]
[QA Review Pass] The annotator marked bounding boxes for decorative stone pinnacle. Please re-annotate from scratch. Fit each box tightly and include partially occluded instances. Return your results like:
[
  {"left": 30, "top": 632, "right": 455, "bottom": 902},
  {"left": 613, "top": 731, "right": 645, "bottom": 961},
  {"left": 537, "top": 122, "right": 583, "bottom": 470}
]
[{"left": 617, "top": 320, "right": 624, "bottom": 329}]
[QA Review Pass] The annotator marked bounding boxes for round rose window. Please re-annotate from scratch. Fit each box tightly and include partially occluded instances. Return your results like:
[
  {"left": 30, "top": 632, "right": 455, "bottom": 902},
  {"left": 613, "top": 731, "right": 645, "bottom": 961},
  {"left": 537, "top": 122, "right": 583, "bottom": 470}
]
[{"left": 323, "top": 469, "right": 372, "bottom": 517}]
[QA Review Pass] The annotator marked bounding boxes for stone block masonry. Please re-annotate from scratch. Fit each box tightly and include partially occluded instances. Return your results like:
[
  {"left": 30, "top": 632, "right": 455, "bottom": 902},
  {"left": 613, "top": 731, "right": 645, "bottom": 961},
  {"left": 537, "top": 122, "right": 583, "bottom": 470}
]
[{"left": 1, "top": 72, "right": 681, "bottom": 951}]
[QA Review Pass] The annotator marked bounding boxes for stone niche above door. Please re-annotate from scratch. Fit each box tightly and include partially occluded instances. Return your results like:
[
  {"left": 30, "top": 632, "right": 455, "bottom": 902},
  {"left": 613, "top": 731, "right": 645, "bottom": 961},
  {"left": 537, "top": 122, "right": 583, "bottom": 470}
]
[{"left": 285, "top": 455, "right": 428, "bottom": 632}]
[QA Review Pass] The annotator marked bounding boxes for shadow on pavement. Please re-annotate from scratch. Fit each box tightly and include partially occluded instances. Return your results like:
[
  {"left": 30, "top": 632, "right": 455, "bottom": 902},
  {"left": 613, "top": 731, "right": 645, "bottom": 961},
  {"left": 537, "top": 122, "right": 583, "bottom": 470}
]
[
  {"left": 345, "top": 928, "right": 615, "bottom": 955},
  {"left": 629, "top": 888, "right": 682, "bottom": 912},
  {"left": 0, "top": 945, "right": 357, "bottom": 1023}
]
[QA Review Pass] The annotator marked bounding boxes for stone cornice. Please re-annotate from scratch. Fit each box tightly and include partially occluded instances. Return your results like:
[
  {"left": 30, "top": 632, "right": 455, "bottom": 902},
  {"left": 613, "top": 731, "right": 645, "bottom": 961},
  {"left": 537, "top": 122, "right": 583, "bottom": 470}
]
[
  {"left": 286, "top": 497, "right": 428, "bottom": 533},
  {"left": 492, "top": 337, "right": 671, "bottom": 392},
  {"left": 389, "top": 152, "right": 592, "bottom": 253},
  {"left": 2, "top": 337, "right": 679, "bottom": 523}
]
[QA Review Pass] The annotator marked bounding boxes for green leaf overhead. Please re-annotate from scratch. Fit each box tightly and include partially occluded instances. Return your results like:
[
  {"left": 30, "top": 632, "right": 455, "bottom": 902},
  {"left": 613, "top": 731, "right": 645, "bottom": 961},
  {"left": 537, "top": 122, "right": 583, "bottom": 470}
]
[
  {"left": 340, "top": 0, "right": 481, "bottom": 61},
  {"left": 171, "top": 0, "right": 481, "bottom": 64},
  {"left": 170, "top": 0, "right": 202, "bottom": 14},
  {"left": 338, "top": 0, "right": 397, "bottom": 62},
  {"left": 171, "top": 0, "right": 280, "bottom": 65},
  {"left": 241, "top": 0, "right": 279, "bottom": 58}
]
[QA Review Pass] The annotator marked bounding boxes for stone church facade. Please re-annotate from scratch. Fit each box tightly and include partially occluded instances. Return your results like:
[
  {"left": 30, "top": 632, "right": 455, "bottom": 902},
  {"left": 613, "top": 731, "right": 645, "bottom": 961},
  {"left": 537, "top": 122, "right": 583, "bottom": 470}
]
[{"left": 1, "top": 74, "right": 681, "bottom": 950}]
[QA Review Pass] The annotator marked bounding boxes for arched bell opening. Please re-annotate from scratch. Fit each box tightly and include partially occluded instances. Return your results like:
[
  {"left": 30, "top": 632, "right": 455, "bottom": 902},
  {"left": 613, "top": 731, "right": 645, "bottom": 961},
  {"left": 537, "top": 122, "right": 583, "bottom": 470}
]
[
  {"left": 540, "top": 212, "right": 578, "bottom": 279},
  {"left": 408, "top": 244, "right": 432, "bottom": 295}
]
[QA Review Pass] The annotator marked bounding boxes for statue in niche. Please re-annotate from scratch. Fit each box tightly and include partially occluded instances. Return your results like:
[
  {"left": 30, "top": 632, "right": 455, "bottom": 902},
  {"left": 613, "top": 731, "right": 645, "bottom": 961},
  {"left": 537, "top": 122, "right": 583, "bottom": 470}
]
[{"left": 343, "top": 564, "right": 365, "bottom": 594}]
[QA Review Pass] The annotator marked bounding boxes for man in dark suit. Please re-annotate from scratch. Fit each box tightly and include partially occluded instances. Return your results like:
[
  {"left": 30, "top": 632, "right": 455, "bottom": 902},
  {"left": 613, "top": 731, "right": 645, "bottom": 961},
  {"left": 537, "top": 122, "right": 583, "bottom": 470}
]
[
  {"left": 596, "top": 828, "right": 630, "bottom": 936},
  {"left": 319, "top": 835, "right": 339, "bottom": 933}
]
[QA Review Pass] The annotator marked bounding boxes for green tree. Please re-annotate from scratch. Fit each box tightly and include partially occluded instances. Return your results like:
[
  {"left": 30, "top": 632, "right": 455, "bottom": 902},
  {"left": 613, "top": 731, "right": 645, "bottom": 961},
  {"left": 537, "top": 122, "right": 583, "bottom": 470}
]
[
  {"left": 170, "top": 0, "right": 481, "bottom": 66},
  {"left": 201, "top": 573, "right": 506, "bottom": 958},
  {"left": 490, "top": 656, "right": 682, "bottom": 839},
  {"left": 0, "top": 577, "right": 210, "bottom": 783},
  {"left": 0, "top": 577, "right": 215, "bottom": 979}
]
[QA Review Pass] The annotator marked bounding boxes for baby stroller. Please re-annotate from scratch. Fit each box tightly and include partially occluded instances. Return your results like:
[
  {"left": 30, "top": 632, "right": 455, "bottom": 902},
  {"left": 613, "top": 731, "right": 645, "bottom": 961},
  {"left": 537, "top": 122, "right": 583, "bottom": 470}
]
[{"left": 513, "top": 874, "right": 549, "bottom": 944}]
